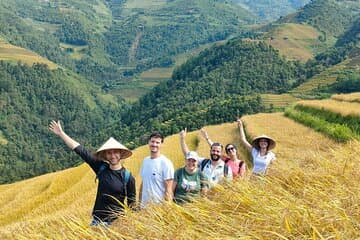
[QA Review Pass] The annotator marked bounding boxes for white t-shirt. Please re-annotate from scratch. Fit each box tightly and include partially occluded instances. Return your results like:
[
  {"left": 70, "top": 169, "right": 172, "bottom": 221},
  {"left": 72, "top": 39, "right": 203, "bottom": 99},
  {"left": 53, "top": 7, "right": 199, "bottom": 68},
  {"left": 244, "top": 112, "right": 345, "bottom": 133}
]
[
  {"left": 251, "top": 148, "right": 276, "bottom": 174},
  {"left": 140, "top": 155, "right": 174, "bottom": 207}
]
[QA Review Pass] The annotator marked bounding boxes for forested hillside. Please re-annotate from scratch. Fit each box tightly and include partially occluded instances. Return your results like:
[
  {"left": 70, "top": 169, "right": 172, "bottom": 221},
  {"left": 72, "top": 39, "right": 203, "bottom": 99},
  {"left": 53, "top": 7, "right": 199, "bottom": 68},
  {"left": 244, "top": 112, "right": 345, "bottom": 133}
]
[
  {"left": 280, "top": 0, "right": 359, "bottom": 40},
  {"left": 108, "top": 40, "right": 314, "bottom": 145},
  {"left": 0, "top": 62, "right": 125, "bottom": 183},
  {"left": 0, "top": 0, "right": 255, "bottom": 90}
]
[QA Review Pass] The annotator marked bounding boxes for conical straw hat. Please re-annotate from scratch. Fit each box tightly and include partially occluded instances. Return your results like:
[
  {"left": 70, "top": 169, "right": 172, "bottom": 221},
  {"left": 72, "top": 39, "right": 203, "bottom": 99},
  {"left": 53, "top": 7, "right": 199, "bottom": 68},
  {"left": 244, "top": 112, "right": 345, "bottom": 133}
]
[
  {"left": 251, "top": 135, "right": 276, "bottom": 150},
  {"left": 96, "top": 137, "right": 132, "bottom": 159}
]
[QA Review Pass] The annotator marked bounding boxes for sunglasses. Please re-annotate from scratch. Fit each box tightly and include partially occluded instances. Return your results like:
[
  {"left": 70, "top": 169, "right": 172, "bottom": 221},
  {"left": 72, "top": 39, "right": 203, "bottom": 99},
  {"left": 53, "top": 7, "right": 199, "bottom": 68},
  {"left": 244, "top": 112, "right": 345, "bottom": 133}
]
[{"left": 226, "top": 147, "right": 235, "bottom": 152}]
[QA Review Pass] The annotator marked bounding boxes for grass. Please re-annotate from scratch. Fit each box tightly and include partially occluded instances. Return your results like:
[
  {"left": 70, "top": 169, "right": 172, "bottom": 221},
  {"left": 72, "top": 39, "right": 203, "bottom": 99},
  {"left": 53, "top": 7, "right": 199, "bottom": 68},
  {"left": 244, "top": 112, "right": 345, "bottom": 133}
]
[
  {"left": 264, "top": 23, "right": 325, "bottom": 62},
  {"left": 286, "top": 98, "right": 360, "bottom": 140},
  {"left": 290, "top": 53, "right": 359, "bottom": 99},
  {"left": 61, "top": 71, "right": 118, "bottom": 109},
  {"left": 260, "top": 93, "right": 300, "bottom": 110},
  {"left": 120, "top": 41, "right": 222, "bottom": 101},
  {"left": 331, "top": 92, "right": 360, "bottom": 103},
  {"left": 290, "top": 67, "right": 345, "bottom": 97},
  {"left": 110, "top": 79, "right": 167, "bottom": 103},
  {"left": 1, "top": 112, "right": 360, "bottom": 239},
  {"left": 22, "top": 17, "right": 59, "bottom": 34},
  {"left": 140, "top": 67, "right": 173, "bottom": 79},
  {"left": 124, "top": 0, "right": 167, "bottom": 10},
  {"left": 285, "top": 107, "right": 356, "bottom": 142},
  {"left": 0, "top": 131, "right": 7, "bottom": 145},
  {"left": 295, "top": 99, "right": 360, "bottom": 117}
]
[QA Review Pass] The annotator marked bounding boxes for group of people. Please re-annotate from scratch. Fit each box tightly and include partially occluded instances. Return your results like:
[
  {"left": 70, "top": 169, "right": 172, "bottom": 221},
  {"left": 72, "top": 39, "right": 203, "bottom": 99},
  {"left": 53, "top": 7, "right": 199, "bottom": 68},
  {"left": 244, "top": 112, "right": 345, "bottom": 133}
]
[{"left": 48, "top": 118, "right": 276, "bottom": 226}]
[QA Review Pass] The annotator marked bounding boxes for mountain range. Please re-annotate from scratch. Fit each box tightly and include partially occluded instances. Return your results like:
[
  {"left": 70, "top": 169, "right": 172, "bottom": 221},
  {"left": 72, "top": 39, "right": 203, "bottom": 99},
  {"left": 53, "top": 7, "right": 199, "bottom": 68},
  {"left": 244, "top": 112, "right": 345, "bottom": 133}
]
[{"left": 0, "top": 0, "right": 359, "bottom": 183}]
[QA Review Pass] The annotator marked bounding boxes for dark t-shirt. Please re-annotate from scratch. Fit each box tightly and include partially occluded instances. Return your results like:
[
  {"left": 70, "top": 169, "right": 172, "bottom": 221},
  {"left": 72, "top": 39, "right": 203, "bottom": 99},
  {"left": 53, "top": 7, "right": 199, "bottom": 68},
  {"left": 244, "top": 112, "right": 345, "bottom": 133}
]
[{"left": 74, "top": 145, "right": 136, "bottom": 222}]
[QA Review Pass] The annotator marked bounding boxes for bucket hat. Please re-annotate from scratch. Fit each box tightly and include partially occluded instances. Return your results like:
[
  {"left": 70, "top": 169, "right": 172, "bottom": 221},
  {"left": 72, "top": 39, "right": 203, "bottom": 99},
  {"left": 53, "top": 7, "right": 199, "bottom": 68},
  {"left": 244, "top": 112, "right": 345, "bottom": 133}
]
[
  {"left": 96, "top": 137, "right": 132, "bottom": 159},
  {"left": 251, "top": 135, "right": 276, "bottom": 150}
]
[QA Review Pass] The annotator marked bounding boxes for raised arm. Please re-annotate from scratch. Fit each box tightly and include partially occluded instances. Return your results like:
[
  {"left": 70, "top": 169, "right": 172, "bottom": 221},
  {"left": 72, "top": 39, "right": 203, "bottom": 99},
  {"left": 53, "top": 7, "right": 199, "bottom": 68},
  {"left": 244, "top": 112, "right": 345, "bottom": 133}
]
[
  {"left": 49, "top": 120, "right": 80, "bottom": 150},
  {"left": 200, "top": 128, "right": 213, "bottom": 147},
  {"left": 179, "top": 129, "right": 189, "bottom": 156},
  {"left": 237, "top": 119, "right": 252, "bottom": 153}
]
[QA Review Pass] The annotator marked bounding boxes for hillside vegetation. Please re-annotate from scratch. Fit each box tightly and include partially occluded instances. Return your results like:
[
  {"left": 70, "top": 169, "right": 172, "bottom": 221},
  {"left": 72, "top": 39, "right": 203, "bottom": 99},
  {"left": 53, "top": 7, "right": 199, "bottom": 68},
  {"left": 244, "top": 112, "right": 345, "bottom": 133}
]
[
  {"left": 234, "top": 0, "right": 310, "bottom": 22},
  {"left": 0, "top": 100, "right": 359, "bottom": 238},
  {"left": 288, "top": 53, "right": 359, "bottom": 99},
  {"left": 331, "top": 92, "right": 360, "bottom": 102},
  {"left": 0, "top": 62, "right": 125, "bottom": 183},
  {"left": 283, "top": 0, "right": 360, "bottom": 40},
  {"left": 0, "top": 39, "right": 57, "bottom": 69},
  {"left": 1, "top": 0, "right": 359, "bottom": 185},
  {"left": 111, "top": 40, "right": 313, "bottom": 145},
  {"left": 285, "top": 96, "right": 360, "bottom": 141},
  {"left": 0, "top": 0, "right": 255, "bottom": 90},
  {"left": 263, "top": 23, "right": 324, "bottom": 62}
]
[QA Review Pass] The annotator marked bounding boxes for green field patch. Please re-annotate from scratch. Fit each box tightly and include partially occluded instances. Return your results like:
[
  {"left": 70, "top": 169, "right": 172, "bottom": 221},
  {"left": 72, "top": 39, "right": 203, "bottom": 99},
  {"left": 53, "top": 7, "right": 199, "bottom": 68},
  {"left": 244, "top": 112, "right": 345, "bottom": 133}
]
[
  {"left": 124, "top": 0, "right": 167, "bottom": 10},
  {"left": 261, "top": 93, "right": 300, "bottom": 110},
  {"left": 290, "top": 65, "right": 347, "bottom": 97},
  {"left": 346, "top": 51, "right": 360, "bottom": 68},
  {"left": 59, "top": 43, "right": 88, "bottom": 60},
  {"left": 112, "top": 76, "right": 169, "bottom": 102},
  {"left": 0, "top": 131, "right": 7, "bottom": 145},
  {"left": 332, "top": 93, "right": 360, "bottom": 103},
  {"left": 140, "top": 67, "right": 173, "bottom": 79},
  {"left": 265, "top": 23, "right": 328, "bottom": 62},
  {"left": 285, "top": 107, "right": 357, "bottom": 142},
  {"left": 92, "top": 1, "right": 111, "bottom": 17},
  {"left": 62, "top": 71, "right": 117, "bottom": 108},
  {"left": 110, "top": 85, "right": 154, "bottom": 103},
  {"left": 22, "top": 17, "right": 59, "bottom": 34},
  {"left": 285, "top": 101, "right": 360, "bottom": 142}
]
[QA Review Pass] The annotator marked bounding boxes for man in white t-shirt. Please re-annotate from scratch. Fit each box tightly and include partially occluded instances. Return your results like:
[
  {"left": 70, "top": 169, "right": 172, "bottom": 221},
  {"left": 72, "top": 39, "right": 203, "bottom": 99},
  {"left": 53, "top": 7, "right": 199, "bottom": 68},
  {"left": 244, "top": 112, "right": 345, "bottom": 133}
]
[{"left": 139, "top": 132, "right": 174, "bottom": 208}]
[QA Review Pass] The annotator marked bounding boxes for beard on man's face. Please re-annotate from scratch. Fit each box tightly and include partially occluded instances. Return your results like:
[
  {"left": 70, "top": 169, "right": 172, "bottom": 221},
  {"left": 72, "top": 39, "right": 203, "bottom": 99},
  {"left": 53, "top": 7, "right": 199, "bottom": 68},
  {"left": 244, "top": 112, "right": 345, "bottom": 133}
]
[{"left": 211, "top": 154, "right": 221, "bottom": 161}]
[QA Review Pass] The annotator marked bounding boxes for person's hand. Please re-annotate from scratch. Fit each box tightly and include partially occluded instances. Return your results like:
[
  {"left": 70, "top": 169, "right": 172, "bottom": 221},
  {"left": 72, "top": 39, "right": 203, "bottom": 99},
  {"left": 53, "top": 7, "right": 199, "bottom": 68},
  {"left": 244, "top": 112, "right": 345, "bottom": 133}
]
[
  {"left": 49, "top": 120, "right": 63, "bottom": 136},
  {"left": 237, "top": 118, "right": 243, "bottom": 128},
  {"left": 200, "top": 128, "right": 209, "bottom": 140},
  {"left": 180, "top": 128, "right": 187, "bottom": 138}
]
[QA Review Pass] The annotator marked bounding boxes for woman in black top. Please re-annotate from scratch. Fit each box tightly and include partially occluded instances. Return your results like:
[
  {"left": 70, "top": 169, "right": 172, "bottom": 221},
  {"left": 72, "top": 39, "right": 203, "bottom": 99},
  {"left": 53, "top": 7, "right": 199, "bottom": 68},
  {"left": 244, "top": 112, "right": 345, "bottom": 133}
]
[{"left": 49, "top": 120, "right": 136, "bottom": 226}]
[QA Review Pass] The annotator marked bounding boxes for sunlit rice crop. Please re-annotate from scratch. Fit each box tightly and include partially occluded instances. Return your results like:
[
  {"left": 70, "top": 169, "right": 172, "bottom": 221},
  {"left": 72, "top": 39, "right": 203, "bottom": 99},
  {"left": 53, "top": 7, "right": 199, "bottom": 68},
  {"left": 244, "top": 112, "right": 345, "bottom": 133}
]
[
  {"left": 296, "top": 99, "right": 360, "bottom": 117},
  {"left": 1, "top": 113, "right": 359, "bottom": 239},
  {"left": 331, "top": 92, "right": 360, "bottom": 103}
]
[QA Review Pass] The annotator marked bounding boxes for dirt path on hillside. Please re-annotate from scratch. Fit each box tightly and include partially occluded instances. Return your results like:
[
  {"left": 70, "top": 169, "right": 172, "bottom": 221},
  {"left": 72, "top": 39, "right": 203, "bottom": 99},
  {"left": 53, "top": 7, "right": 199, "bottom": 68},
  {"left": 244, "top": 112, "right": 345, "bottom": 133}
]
[{"left": 128, "top": 31, "right": 143, "bottom": 64}]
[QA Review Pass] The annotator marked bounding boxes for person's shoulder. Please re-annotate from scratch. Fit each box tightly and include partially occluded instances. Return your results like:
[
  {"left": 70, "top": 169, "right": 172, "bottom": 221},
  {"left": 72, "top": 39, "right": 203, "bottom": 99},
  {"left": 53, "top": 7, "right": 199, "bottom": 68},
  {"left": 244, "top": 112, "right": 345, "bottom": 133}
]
[
  {"left": 175, "top": 166, "right": 184, "bottom": 172},
  {"left": 175, "top": 167, "right": 184, "bottom": 174},
  {"left": 251, "top": 147, "right": 259, "bottom": 155},
  {"left": 160, "top": 154, "right": 173, "bottom": 163}
]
